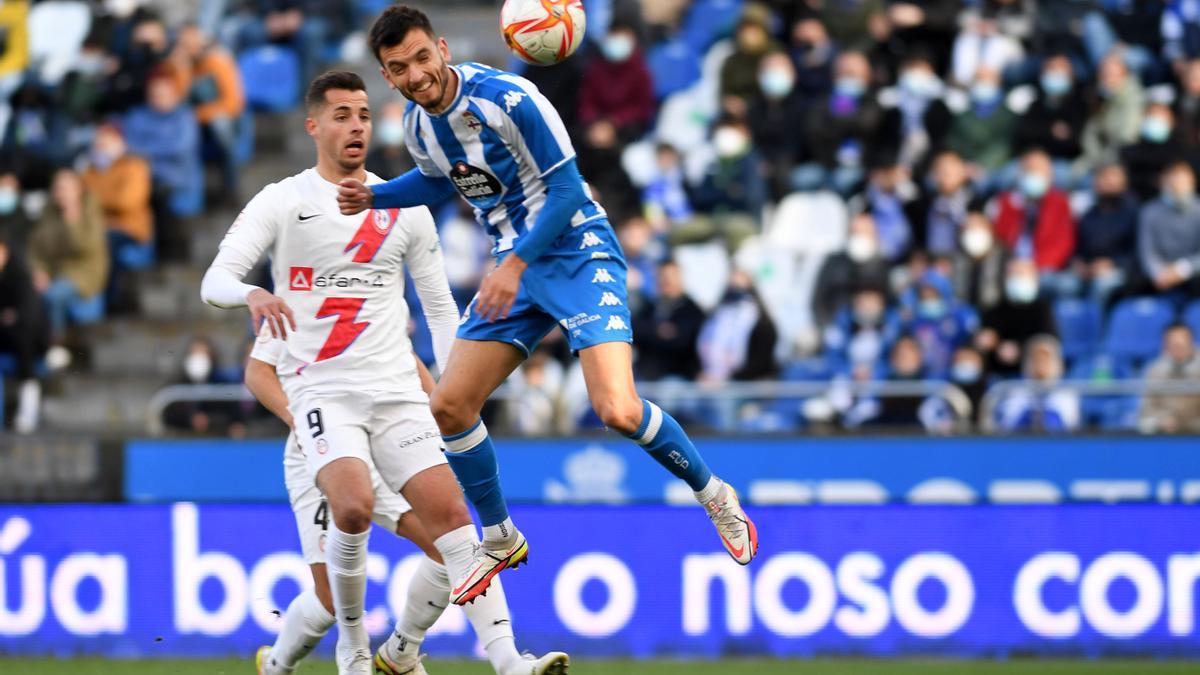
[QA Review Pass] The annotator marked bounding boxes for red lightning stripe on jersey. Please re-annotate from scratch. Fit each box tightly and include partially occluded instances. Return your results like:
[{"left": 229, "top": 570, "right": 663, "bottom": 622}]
[
  {"left": 315, "top": 297, "right": 369, "bottom": 362},
  {"left": 344, "top": 208, "right": 399, "bottom": 263}
]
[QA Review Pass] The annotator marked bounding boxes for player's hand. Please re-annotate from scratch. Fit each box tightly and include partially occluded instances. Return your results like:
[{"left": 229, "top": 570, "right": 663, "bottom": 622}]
[
  {"left": 247, "top": 288, "right": 298, "bottom": 339},
  {"left": 337, "top": 178, "right": 373, "bottom": 215},
  {"left": 475, "top": 255, "right": 527, "bottom": 322}
]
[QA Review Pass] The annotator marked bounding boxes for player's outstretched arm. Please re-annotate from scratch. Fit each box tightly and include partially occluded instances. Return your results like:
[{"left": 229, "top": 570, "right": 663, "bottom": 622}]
[{"left": 336, "top": 169, "right": 456, "bottom": 215}]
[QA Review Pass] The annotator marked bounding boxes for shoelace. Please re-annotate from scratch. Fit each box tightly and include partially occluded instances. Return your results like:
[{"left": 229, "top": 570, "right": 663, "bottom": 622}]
[{"left": 709, "top": 497, "right": 744, "bottom": 542}]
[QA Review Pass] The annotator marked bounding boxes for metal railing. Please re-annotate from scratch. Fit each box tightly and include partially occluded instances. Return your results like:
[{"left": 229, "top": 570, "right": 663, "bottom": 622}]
[
  {"left": 979, "top": 378, "right": 1200, "bottom": 433},
  {"left": 146, "top": 379, "right": 974, "bottom": 436}
]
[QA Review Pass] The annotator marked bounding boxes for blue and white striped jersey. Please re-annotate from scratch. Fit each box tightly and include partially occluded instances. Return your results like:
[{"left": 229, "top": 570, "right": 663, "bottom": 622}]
[{"left": 403, "top": 62, "right": 606, "bottom": 255}]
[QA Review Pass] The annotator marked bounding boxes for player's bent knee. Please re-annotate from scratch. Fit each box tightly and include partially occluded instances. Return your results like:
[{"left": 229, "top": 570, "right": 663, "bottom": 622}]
[
  {"left": 593, "top": 396, "right": 643, "bottom": 435},
  {"left": 328, "top": 494, "right": 374, "bottom": 533},
  {"left": 429, "top": 389, "right": 475, "bottom": 433}
]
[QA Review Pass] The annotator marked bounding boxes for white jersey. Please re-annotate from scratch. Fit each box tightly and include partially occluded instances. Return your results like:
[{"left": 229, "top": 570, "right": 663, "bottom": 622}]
[{"left": 202, "top": 168, "right": 458, "bottom": 401}]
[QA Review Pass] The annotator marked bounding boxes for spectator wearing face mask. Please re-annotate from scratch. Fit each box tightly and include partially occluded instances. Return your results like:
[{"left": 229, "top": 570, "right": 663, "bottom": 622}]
[
  {"left": 748, "top": 51, "right": 806, "bottom": 198},
  {"left": 952, "top": 211, "right": 1009, "bottom": 312},
  {"left": 642, "top": 143, "right": 693, "bottom": 231},
  {"left": 720, "top": 13, "right": 779, "bottom": 105},
  {"left": 1014, "top": 55, "right": 1088, "bottom": 164},
  {"left": 796, "top": 51, "right": 885, "bottom": 194},
  {"left": 164, "top": 336, "right": 246, "bottom": 437},
  {"left": 899, "top": 270, "right": 978, "bottom": 378},
  {"left": 174, "top": 24, "right": 245, "bottom": 201},
  {"left": 57, "top": 39, "right": 118, "bottom": 127},
  {"left": 366, "top": 100, "right": 415, "bottom": 180},
  {"left": 814, "top": 213, "right": 892, "bottom": 325},
  {"left": 1121, "top": 102, "right": 1188, "bottom": 201},
  {"left": 789, "top": 17, "right": 835, "bottom": 103},
  {"left": 697, "top": 270, "right": 778, "bottom": 383},
  {"left": 878, "top": 53, "right": 952, "bottom": 173},
  {"left": 948, "top": 345, "right": 989, "bottom": 422},
  {"left": 1139, "top": 323, "right": 1200, "bottom": 433},
  {"left": 995, "top": 334, "right": 1080, "bottom": 433},
  {"left": 578, "top": 22, "right": 655, "bottom": 144},
  {"left": 990, "top": 148, "right": 1076, "bottom": 272},
  {"left": 632, "top": 260, "right": 706, "bottom": 381},
  {"left": 823, "top": 286, "right": 901, "bottom": 376},
  {"left": 83, "top": 123, "right": 154, "bottom": 251},
  {"left": 1075, "top": 52, "right": 1146, "bottom": 179},
  {"left": 847, "top": 159, "right": 922, "bottom": 263},
  {"left": 107, "top": 15, "right": 189, "bottom": 113},
  {"left": 1139, "top": 161, "right": 1200, "bottom": 294},
  {"left": 839, "top": 335, "right": 950, "bottom": 431},
  {"left": 921, "top": 151, "right": 980, "bottom": 257},
  {"left": 947, "top": 67, "right": 1017, "bottom": 181},
  {"left": 676, "top": 117, "right": 766, "bottom": 252},
  {"left": 976, "top": 258, "right": 1058, "bottom": 378},
  {"left": 1071, "top": 163, "right": 1140, "bottom": 304}
]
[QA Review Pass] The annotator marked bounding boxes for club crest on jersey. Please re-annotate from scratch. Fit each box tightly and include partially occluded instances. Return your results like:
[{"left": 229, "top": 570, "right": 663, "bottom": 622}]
[
  {"left": 345, "top": 208, "right": 399, "bottom": 263},
  {"left": 461, "top": 110, "right": 482, "bottom": 133},
  {"left": 290, "top": 266, "right": 314, "bottom": 291}
]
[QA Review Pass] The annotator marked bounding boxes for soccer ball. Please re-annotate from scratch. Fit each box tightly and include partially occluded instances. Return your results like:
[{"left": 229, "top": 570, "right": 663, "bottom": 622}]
[{"left": 501, "top": 0, "right": 586, "bottom": 66}]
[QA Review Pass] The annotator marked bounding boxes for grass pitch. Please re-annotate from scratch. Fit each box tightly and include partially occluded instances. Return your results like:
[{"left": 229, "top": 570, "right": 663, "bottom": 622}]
[{"left": 0, "top": 659, "right": 1196, "bottom": 674}]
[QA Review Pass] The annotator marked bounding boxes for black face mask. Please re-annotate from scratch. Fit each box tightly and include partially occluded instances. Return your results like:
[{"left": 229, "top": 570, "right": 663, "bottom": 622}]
[
  {"left": 1096, "top": 192, "right": 1124, "bottom": 207},
  {"left": 794, "top": 40, "right": 814, "bottom": 53}
]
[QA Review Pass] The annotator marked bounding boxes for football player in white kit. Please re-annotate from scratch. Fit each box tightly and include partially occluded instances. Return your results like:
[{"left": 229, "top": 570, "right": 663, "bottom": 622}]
[
  {"left": 246, "top": 335, "right": 450, "bottom": 675},
  {"left": 200, "top": 71, "right": 568, "bottom": 675}
]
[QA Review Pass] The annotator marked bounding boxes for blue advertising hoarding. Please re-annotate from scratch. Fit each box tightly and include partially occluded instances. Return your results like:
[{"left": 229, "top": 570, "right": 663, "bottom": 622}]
[
  {"left": 125, "top": 436, "right": 1200, "bottom": 504},
  {"left": 1, "top": 503, "right": 1198, "bottom": 658}
]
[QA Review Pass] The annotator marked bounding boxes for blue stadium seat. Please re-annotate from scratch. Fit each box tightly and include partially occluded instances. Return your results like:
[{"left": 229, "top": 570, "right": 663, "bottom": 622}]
[
  {"left": 1104, "top": 296, "right": 1175, "bottom": 368},
  {"left": 1054, "top": 297, "right": 1102, "bottom": 363},
  {"left": 647, "top": 39, "right": 702, "bottom": 100},
  {"left": 680, "top": 0, "right": 743, "bottom": 54},
  {"left": 1182, "top": 299, "right": 1200, "bottom": 341},
  {"left": 238, "top": 45, "right": 301, "bottom": 112}
]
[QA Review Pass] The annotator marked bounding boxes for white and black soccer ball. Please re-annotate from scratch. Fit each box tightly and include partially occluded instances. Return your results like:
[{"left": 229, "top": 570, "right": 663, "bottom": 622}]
[{"left": 500, "top": 0, "right": 586, "bottom": 66}]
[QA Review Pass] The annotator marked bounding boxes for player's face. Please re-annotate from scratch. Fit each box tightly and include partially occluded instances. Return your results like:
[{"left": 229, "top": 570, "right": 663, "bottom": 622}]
[
  {"left": 378, "top": 30, "right": 455, "bottom": 113},
  {"left": 308, "top": 89, "right": 372, "bottom": 173}
]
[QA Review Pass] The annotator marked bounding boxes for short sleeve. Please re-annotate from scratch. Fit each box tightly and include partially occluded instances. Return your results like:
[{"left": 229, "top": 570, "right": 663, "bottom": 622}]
[
  {"left": 495, "top": 76, "right": 576, "bottom": 177},
  {"left": 249, "top": 331, "right": 285, "bottom": 366}
]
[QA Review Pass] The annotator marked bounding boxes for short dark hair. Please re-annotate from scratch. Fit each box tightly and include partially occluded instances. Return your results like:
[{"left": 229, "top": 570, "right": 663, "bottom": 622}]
[
  {"left": 305, "top": 70, "right": 367, "bottom": 112},
  {"left": 369, "top": 4, "right": 436, "bottom": 64}
]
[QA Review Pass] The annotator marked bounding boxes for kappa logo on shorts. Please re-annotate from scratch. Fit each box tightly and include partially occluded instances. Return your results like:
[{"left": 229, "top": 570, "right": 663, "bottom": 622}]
[
  {"left": 590, "top": 252, "right": 611, "bottom": 260},
  {"left": 605, "top": 315, "right": 629, "bottom": 331},
  {"left": 315, "top": 438, "right": 329, "bottom": 455},
  {"left": 592, "top": 268, "right": 616, "bottom": 284},
  {"left": 598, "top": 292, "right": 623, "bottom": 307},
  {"left": 290, "top": 266, "right": 314, "bottom": 291},
  {"left": 580, "top": 232, "right": 603, "bottom": 249}
]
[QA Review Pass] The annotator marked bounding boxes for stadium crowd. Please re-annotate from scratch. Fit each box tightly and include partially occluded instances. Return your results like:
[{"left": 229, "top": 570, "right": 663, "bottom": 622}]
[{"left": 4, "top": 0, "right": 1200, "bottom": 436}]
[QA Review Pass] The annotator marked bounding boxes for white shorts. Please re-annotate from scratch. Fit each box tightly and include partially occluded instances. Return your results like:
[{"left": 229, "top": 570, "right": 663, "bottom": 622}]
[
  {"left": 284, "top": 433, "right": 415, "bottom": 565},
  {"left": 289, "top": 390, "right": 446, "bottom": 494}
]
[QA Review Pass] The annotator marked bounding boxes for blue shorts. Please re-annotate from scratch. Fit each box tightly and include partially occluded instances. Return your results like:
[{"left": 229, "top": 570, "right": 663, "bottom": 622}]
[{"left": 458, "top": 219, "right": 634, "bottom": 355}]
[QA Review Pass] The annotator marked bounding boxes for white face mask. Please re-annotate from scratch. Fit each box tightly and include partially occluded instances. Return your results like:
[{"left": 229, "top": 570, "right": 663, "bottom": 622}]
[
  {"left": 961, "top": 228, "right": 993, "bottom": 257},
  {"left": 377, "top": 119, "right": 405, "bottom": 146},
  {"left": 713, "top": 127, "right": 750, "bottom": 159},
  {"left": 184, "top": 352, "right": 212, "bottom": 383},
  {"left": 846, "top": 233, "right": 878, "bottom": 262},
  {"left": 1005, "top": 276, "right": 1039, "bottom": 303}
]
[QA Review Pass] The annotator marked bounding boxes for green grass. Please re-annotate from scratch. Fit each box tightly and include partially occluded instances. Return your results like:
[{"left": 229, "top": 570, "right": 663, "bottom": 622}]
[{"left": 0, "top": 659, "right": 1197, "bottom": 674}]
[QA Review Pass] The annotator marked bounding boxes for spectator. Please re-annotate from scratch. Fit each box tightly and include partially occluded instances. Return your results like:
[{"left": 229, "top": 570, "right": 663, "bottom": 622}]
[
  {"left": 164, "top": 336, "right": 247, "bottom": 437},
  {"left": 813, "top": 213, "right": 892, "bottom": 324},
  {"left": 505, "top": 348, "right": 564, "bottom": 436},
  {"left": 632, "top": 260, "right": 706, "bottom": 380},
  {"left": 789, "top": 16, "right": 835, "bottom": 104},
  {"left": 1175, "top": 58, "right": 1200, "bottom": 158},
  {"left": 946, "top": 67, "right": 1017, "bottom": 179},
  {"left": 1072, "top": 163, "right": 1140, "bottom": 304},
  {"left": 223, "top": 0, "right": 331, "bottom": 85},
  {"left": 616, "top": 215, "right": 663, "bottom": 310},
  {"left": 990, "top": 148, "right": 1076, "bottom": 272},
  {"left": 123, "top": 71, "right": 201, "bottom": 259},
  {"left": 675, "top": 117, "right": 765, "bottom": 252},
  {"left": 1075, "top": 52, "right": 1145, "bottom": 179},
  {"left": 847, "top": 159, "right": 921, "bottom": 263},
  {"left": 900, "top": 270, "right": 978, "bottom": 378},
  {"left": 977, "top": 258, "right": 1058, "bottom": 378},
  {"left": 747, "top": 51, "right": 806, "bottom": 198},
  {"left": 698, "top": 270, "right": 778, "bottom": 382},
  {"left": 642, "top": 143, "right": 693, "bottom": 231},
  {"left": 719, "top": 13, "right": 779, "bottom": 107},
  {"left": 0, "top": 170, "right": 30, "bottom": 245},
  {"left": 823, "top": 285, "right": 900, "bottom": 375},
  {"left": 1139, "top": 323, "right": 1200, "bottom": 433},
  {"left": 175, "top": 23, "right": 245, "bottom": 200},
  {"left": 841, "top": 334, "right": 947, "bottom": 431},
  {"left": 1081, "top": 0, "right": 1163, "bottom": 76},
  {"left": 1162, "top": 0, "right": 1200, "bottom": 75},
  {"left": 57, "top": 38, "right": 118, "bottom": 129},
  {"left": 1014, "top": 55, "right": 1088, "bottom": 164},
  {"left": 879, "top": 52, "right": 952, "bottom": 172},
  {"left": 27, "top": 169, "right": 109, "bottom": 350},
  {"left": 107, "top": 14, "right": 189, "bottom": 113},
  {"left": 1120, "top": 102, "right": 1188, "bottom": 200},
  {"left": 923, "top": 151, "right": 977, "bottom": 257},
  {"left": 518, "top": 56, "right": 585, "bottom": 135},
  {"left": 950, "top": 4, "right": 1026, "bottom": 87},
  {"left": 366, "top": 100, "right": 415, "bottom": 180},
  {"left": 949, "top": 344, "right": 989, "bottom": 421},
  {"left": 0, "top": 228, "right": 49, "bottom": 433},
  {"left": 1139, "top": 160, "right": 1200, "bottom": 295},
  {"left": 578, "top": 22, "right": 655, "bottom": 144},
  {"left": 952, "top": 211, "right": 1008, "bottom": 311},
  {"left": 996, "top": 334, "right": 1080, "bottom": 432},
  {"left": 796, "top": 50, "right": 884, "bottom": 194},
  {"left": 875, "top": 1, "right": 960, "bottom": 74}
]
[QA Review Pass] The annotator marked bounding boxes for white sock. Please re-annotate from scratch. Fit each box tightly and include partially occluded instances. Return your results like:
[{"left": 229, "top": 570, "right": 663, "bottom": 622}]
[
  {"left": 694, "top": 475, "right": 723, "bottom": 505},
  {"left": 385, "top": 556, "right": 450, "bottom": 656},
  {"left": 267, "top": 589, "right": 334, "bottom": 673},
  {"left": 482, "top": 517, "right": 517, "bottom": 546},
  {"left": 327, "top": 524, "right": 371, "bottom": 650},
  {"left": 434, "top": 525, "right": 522, "bottom": 673}
]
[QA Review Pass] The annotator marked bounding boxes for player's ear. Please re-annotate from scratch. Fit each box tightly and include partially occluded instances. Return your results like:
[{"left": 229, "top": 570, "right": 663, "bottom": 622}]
[
  {"left": 438, "top": 36, "right": 451, "bottom": 62},
  {"left": 304, "top": 116, "right": 317, "bottom": 138}
]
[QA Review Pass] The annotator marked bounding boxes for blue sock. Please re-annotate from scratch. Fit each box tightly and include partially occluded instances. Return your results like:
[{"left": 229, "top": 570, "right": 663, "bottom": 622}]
[
  {"left": 624, "top": 399, "right": 714, "bottom": 491},
  {"left": 442, "top": 420, "right": 509, "bottom": 527}
]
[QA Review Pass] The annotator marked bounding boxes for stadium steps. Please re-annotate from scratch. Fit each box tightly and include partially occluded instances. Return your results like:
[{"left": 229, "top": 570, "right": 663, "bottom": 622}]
[{"left": 41, "top": 373, "right": 166, "bottom": 434}]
